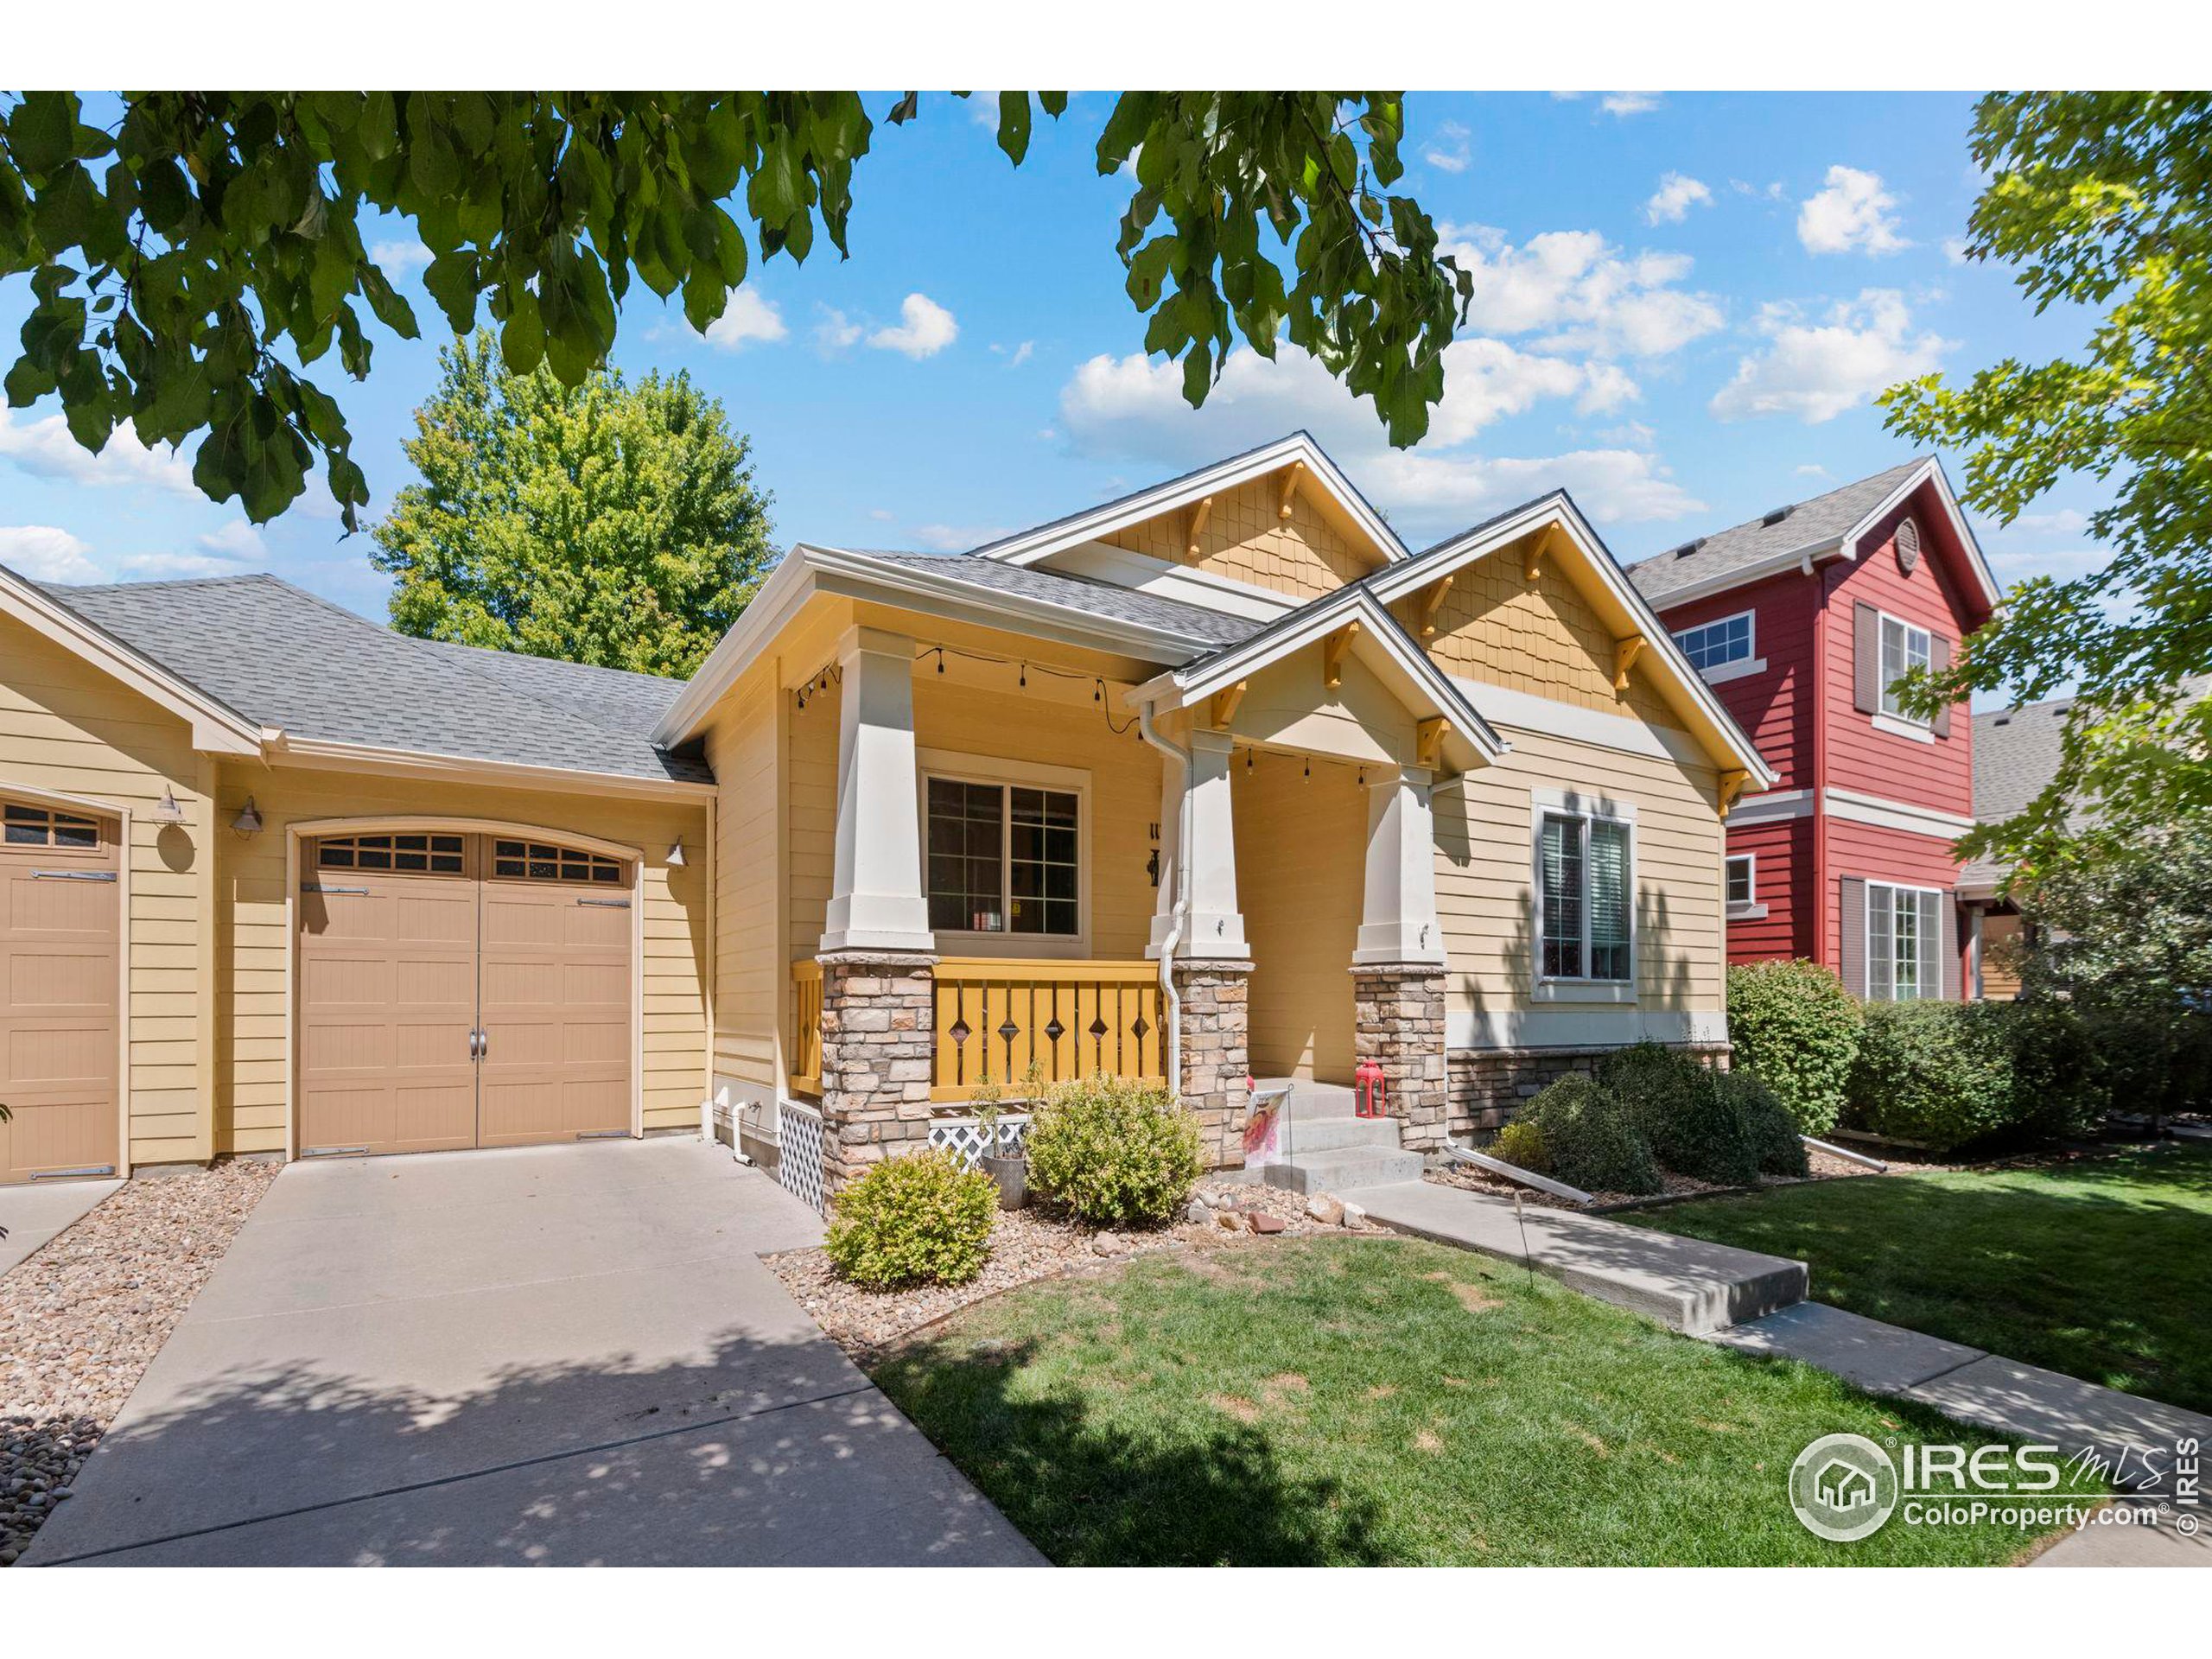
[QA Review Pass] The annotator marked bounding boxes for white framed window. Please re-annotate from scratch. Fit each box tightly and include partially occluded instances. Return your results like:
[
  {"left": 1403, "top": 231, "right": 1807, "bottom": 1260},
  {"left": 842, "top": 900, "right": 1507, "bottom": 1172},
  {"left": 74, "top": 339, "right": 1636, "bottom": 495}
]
[
  {"left": 1725, "top": 853, "right": 1755, "bottom": 908},
  {"left": 1536, "top": 804, "right": 1634, "bottom": 983},
  {"left": 1866, "top": 881, "right": 1942, "bottom": 1001},
  {"left": 921, "top": 755, "right": 1088, "bottom": 946},
  {"left": 1674, "top": 610, "right": 1756, "bottom": 674},
  {"left": 1878, "top": 613, "right": 1932, "bottom": 721}
]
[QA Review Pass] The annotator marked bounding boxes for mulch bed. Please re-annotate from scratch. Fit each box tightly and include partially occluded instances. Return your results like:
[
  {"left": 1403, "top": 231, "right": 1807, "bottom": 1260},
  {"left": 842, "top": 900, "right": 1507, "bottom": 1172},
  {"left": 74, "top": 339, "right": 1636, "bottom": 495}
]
[
  {"left": 1, "top": 1159, "right": 276, "bottom": 1567},
  {"left": 768, "top": 1178, "right": 1381, "bottom": 1363}
]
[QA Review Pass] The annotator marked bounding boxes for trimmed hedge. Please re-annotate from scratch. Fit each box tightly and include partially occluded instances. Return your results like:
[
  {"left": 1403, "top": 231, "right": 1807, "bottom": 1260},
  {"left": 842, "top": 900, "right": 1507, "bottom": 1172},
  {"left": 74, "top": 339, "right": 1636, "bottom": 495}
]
[
  {"left": 1522, "top": 1075, "right": 1660, "bottom": 1196},
  {"left": 1725, "top": 959, "right": 1863, "bottom": 1135},
  {"left": 824, "top": 1149, "right": 999, "bottom": 1290},
  {"left": 1847, "top": 998, "right": 2104, "bottom": 1154},
  {"left": 1598, "top": 1042, "right": 1760, "bottom": 1186},
  {"left": 1026, "top": 1072, "right": 1205, "bottom": 1228},
  {"left": 1719, "top": 1069, "right": 1811, "bottom": 1178}
]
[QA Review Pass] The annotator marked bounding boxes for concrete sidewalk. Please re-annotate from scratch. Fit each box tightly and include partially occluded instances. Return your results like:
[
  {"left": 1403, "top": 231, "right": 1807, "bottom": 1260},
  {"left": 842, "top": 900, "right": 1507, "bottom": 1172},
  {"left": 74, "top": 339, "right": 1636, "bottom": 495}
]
[
  {"left": 0, "top": 1179, "right": 120, "bottom": 1276},
  {"left": 1711, "top": 1300, "right": 2212, "bottom": 1566},
  {"left": 1336, "top": 1178, "right": 1806, "bottom": 1334},
  {"left": 28, "top": 1139, "right": 1042, "bottom": 1567}
]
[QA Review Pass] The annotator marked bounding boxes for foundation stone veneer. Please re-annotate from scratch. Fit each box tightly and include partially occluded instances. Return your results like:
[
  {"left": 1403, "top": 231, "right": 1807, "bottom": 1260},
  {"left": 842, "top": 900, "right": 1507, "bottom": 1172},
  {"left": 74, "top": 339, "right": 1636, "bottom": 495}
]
[
  {"left": 1351, "top": 963, "right": 1448, "bottom": 1154},
  {"left": 817, "top": 951, "right": 938, "bottom": 1189},
  {"left": 1173, "top": 959, "right": 1255, "bottom": 1167}
]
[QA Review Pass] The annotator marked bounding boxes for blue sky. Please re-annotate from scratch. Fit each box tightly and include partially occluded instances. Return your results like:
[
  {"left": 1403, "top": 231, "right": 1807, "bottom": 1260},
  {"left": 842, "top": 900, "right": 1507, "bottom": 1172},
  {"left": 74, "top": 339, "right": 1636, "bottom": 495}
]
[{"left": 0, "top": 91, "right": 2109, "bottom": 632}]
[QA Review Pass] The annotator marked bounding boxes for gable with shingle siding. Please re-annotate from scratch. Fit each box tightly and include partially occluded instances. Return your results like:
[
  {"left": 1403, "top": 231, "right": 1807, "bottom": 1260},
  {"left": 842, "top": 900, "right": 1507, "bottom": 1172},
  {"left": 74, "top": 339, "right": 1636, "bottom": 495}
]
[{"left": 1103, "top": 473, "right": 1382, "bottom": 602}]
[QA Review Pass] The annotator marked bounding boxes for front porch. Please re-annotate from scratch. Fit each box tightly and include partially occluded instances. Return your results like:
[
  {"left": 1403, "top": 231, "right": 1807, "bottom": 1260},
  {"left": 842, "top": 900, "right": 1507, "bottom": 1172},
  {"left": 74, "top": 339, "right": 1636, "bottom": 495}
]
[{"left": 782, "top": 618, "right": 1470, "bottom": 1192}]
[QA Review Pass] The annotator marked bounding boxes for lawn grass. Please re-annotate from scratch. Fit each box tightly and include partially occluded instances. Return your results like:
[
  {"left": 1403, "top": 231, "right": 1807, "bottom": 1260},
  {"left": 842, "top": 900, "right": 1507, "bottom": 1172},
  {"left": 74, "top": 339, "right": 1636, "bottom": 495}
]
[
  {"left": 868, "top": 1236, "right": 2066, "bottom": 1566},
  {"left": 1634, "top": 1143, "right": 2212, "bottom": 1414}
]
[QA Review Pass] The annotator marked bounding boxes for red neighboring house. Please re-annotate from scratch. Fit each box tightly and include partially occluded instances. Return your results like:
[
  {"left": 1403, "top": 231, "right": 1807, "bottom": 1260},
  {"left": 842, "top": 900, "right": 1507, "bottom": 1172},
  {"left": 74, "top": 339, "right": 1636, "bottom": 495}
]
[{"left": 1625, "top": 459, "right": 2001, "bottom": 1001}]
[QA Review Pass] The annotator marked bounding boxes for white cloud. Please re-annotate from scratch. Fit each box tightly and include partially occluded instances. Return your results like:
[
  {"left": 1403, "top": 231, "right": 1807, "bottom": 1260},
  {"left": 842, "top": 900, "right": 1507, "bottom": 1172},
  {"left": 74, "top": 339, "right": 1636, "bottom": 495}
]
[
  {"left": 703, "top": 289, "right": 787, "bottom": 351},
  {"left": 195, "top": 519, "right": 265, "bottom": 559},
  {"left": 1441, "top": 225, "right": 1725, "bottom": 359},
  {"left": 1643, "top": 172, "right": 1712, "bottom": 226},
  {"left": 1423, "top": 121, "right": 1471, "bottom": 174},
  {"left": 1056, "top": 342, "right": 1699, "bottom": 536},
  {"left": 912, "top": 523, "right": 1013, "bottom": 552},
  {"left": 991, "top": 340, "right": 1035, "bottom": 368},
  {"left": 1942, "top": 235, "right": 1971, "bottom": 266},
  {"left": 1795, "top": 463, "right": 1831, "bottom": 479},
  {"left": 0, "top": 524, "right": 103, "bottom": 583},
  {"left": 111, "top": 550, "right": 250, "bottom": 580},
  {"left": 867, "top": 508, "right": 895, "bottom": 522},
  {"left": 369, "top": 238, "right": 434, "bottom": 275},
  {"left": 0, "top": 411, "right": 198, "bottom": 497},
  {"left": 814, "top": 306, "right": 863, "bottom": 352},
  {"left": 1797, "top": 165, "right": 1910, "bottom": 256},
  {"left": 1731, "top": 179, "right": 1786, "bottom": 201},
  {"left": 1709, "top": 289, "right": 1955, "bottom": 424},
  {"left": 868, "top": 293, "right": 959, "bottom": 359},
  {"left": 1552, "top": 92, "right": 1663, "bottom": 118}
]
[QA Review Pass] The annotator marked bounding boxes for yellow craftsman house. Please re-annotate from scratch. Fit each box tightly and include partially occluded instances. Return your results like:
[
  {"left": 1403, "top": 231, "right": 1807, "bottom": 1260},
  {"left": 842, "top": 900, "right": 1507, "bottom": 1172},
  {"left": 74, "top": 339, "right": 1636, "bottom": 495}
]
[{"left": 0, "top": 433, "right": 1770, "bottom": 1203}]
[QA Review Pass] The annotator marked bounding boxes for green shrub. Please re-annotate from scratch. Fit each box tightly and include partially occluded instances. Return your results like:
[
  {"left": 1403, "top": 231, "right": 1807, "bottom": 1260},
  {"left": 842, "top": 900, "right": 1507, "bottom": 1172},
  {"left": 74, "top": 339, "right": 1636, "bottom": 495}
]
[
  {"left": 1718, "top": 1069, "right": 1809, "bottom": 1178},
  {"left": 1522, "top": 1075, "right": 1660, "bottom": 1196},
  {"left": 1491, "top": 1117, "right": 1549, "bottom": 1174},
  {"left": 1845, "top": 997, "right": 2107, "bottom": 1155},
  {"left": 823, "top": 1150, "right": 999, "bottom": 1290},
  {"left": 1025, "top": 1072, "right": 1205, "bottom": 1227},
  {"left": 1597, "top": 1042, "right": 1759, "bottom": 1187},
  {"left": 1725, "top": 959, "right": 1863, "bottom": 1135}
]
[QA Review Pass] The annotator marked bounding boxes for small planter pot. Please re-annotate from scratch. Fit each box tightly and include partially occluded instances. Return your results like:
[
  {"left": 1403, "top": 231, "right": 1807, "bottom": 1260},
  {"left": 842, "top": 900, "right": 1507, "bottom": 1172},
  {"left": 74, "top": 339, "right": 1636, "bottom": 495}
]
[{"left": 982, "top": 1153, "right": 1029, "bottom": 1211}]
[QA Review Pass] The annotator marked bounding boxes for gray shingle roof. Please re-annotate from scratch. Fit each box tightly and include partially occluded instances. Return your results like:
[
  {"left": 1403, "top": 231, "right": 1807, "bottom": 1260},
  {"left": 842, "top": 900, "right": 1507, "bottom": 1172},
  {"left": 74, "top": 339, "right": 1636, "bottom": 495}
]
[
  {"left": 1624, "top": 460, "right": 1928, "bottom": 606},
  {"left": 38, "top": 574, "right": 709, "bottom": 784},
  {"left": 1961, "top": 696, "right": 2072, "bottom": 892},
  {"left": 837, "top": 548, "right": 1265, "bottom": 650}
]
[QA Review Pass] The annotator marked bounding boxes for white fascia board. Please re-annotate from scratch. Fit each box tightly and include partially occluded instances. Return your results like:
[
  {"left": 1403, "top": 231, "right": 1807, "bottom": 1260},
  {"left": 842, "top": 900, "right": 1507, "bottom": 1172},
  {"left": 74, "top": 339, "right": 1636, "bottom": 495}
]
[
  {"left": 974, "top": 433, "right": 1408, "bottom": 570},
  {"left": 1382, "top": 498, "right": 1778, "bottom": 788},
  {"left": 0, "top": 569, "right": 264, "bottom": 755},
  {"left": 1840, "top": 458, "right": 2002, "bottom": 612},
  {"left": 1639, "top": 540, "right": 1847, "bottom": 614},
  {"left": 1142, "top": 588, "right": 1503, "bottom": 762},
  {"left": 652, "top": 546, "right": 818, "bottom": 746}
]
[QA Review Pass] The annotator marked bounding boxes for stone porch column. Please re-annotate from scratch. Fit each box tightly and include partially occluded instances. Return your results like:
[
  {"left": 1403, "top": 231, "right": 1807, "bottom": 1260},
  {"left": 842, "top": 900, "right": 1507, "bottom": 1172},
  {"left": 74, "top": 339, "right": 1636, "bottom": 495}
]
[
  {"left": 1351, "top": 766, "right": 1448, "bottom": 1154},
  {"left": 1148, "top": 728, "right": 1252, "bottom": 1160},
  {"left": 817, "top": 625, "right": 937, "bottom": 1188}
]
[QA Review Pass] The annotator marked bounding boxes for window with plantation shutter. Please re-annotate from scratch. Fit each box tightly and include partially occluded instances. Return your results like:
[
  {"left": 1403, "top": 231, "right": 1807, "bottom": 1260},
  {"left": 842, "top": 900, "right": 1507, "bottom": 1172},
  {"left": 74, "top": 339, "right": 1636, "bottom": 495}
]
[{"left": 1536, "top": 807, "right": 1633, "bottom": 984}]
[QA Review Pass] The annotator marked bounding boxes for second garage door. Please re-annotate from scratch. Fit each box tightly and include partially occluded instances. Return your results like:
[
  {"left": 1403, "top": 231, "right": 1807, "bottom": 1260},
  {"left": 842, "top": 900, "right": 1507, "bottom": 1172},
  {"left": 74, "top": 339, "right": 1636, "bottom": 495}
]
[{"left": 298, "top": 831, "right": 632, "bottom": 1158}]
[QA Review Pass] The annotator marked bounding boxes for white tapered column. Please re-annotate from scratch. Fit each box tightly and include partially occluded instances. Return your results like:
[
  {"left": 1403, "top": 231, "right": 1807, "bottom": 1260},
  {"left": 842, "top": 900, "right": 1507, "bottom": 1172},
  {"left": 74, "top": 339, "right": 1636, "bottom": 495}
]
[
  {"left": 1352, "top": 765, "right": 1445, "bottom": 966},
  {"left": 818, "top": 626, "right": 936, "bottom": 955},
  {"left": 1149, "top": 728, "right": 1247, "bottom": 959}
]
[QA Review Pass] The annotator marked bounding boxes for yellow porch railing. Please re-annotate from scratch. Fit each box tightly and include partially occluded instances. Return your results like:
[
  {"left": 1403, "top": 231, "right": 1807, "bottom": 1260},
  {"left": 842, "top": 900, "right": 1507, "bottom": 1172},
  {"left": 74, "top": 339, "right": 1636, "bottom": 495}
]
[
  {"left": 791, "top": 958, "right": 823, "bottom": 1097},
  {"left": 930, "top": 957, "right": 1166, "bottom": 1103},
  {"left": 787, "top": 956, "right": 1168, "bottom": 1103}
]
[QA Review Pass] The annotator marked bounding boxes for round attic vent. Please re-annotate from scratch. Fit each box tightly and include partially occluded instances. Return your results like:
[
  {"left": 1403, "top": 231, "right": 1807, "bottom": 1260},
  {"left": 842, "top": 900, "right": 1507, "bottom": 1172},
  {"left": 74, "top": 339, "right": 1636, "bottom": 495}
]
[{"left": 1896, "top": 515, "right": 1923, "bottom": 575}]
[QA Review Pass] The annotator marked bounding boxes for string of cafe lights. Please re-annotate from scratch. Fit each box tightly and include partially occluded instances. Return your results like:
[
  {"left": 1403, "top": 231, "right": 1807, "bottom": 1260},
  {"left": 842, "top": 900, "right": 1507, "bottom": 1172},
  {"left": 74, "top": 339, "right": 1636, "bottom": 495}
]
[{"left": 791, "top": 643, "right": 1385, "bottom": 784}]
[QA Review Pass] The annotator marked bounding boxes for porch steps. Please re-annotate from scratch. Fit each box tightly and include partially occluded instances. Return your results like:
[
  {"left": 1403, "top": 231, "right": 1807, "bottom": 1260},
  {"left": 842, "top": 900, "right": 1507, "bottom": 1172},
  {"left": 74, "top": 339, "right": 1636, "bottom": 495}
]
[{"left": 1251, "top": 1077, "right": 1426, "bottom": 1195}]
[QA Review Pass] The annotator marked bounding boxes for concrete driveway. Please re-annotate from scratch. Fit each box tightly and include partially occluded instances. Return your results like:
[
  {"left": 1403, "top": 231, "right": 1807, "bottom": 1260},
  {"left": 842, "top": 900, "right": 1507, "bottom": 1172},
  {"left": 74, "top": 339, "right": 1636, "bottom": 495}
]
[{"left": 28, "top": 1137, "right": 1041, "bottom": 1567}]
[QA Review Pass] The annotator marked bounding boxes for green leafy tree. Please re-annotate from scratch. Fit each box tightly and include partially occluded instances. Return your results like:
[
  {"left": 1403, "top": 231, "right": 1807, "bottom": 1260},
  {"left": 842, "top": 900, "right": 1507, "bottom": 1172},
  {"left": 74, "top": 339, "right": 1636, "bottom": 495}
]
[
  {"left": 370, "top": 330, "right": 772, "bottom": 677},
  {"left": 0, "top": 91, "right": 1471, "bottom": 528},
  {"left": 2012, "top": 818, "right": 2212, "bottom": 1124},
  {"left": 1882, "top": 92, "right": 2212, "bottom": 874}
]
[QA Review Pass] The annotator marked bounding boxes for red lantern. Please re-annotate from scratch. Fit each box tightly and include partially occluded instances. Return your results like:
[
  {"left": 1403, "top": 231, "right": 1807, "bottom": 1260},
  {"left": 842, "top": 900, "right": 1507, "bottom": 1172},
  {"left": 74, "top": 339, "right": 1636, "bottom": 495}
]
[{"left": 1355, "top": 1058, "right": 1387, "bottom": 1119}]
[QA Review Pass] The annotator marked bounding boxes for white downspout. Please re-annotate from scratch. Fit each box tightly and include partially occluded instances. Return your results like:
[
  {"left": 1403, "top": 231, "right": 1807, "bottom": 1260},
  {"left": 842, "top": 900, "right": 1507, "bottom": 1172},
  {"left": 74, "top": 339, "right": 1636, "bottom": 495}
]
[{"left": 1138, "top": 700, "right": 1191, "bottom": 1096}]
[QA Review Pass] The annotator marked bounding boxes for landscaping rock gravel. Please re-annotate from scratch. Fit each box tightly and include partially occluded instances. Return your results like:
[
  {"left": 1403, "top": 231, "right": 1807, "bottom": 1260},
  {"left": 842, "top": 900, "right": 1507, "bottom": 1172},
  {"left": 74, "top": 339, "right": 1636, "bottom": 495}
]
[
  {"left": 769, "top": 1179, "right": 1378, "bottom": 1361},
  {"left": 1, "top": 1160, "right": 276, "bottom": 1567}
]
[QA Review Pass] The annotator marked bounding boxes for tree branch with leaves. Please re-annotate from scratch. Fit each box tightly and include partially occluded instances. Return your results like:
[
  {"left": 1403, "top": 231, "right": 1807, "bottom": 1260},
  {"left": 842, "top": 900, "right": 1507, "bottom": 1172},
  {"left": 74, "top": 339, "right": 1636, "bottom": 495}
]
[{"left": 0, "top": 91, "right": 1470, "bottom": 530}]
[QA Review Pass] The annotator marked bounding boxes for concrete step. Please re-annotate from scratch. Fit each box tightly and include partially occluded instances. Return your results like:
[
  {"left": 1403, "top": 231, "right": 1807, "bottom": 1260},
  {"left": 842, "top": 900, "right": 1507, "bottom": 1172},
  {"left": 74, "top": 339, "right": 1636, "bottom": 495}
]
[
  {"left": 1252, "top": 1078, "right": 1368, "bottom": 1123},
  {"left": 1263, "top": 1144, "right": 1427, "bottom": 1195},
  {"left": 1333, "top": 1179, "right": 1807, "bottom": 1335},
  {"left": 1278, "top": 1115, "right": 1403, "bottom": 1153}
]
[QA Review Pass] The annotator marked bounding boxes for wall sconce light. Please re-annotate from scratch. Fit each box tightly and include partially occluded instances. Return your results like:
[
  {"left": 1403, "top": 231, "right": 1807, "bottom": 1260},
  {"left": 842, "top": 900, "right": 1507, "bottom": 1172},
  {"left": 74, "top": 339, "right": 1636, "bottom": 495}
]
[
  {"left": 152, "top": 785, "right": 186, "bottom": 823},
  {"left": 230, "top": 797, "right": 264, "bottom": 838},
  {"left": 666, "top": 838, "right": 687, "bottom": 868}
]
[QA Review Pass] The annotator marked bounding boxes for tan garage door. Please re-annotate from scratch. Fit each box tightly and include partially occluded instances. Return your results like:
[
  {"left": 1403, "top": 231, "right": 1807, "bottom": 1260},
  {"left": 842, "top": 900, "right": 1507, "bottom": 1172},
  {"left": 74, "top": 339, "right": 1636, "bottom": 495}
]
[
  {"left": 1, "top": 798, "right": 121, "bottom": 1183},
  {"left": 298, "top": 832, "right": 632, "bottom": 1157}
]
